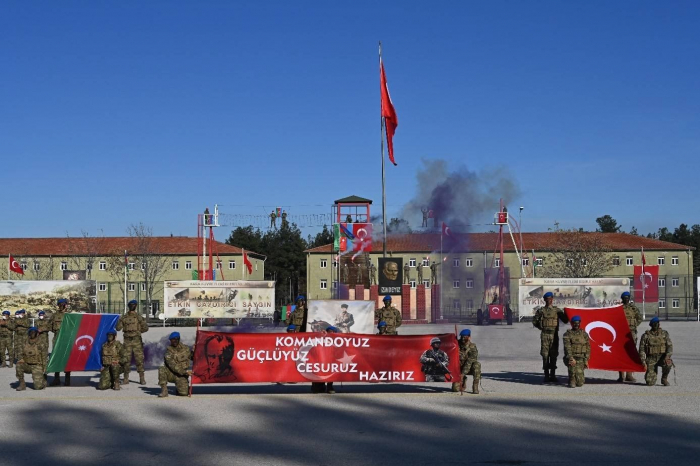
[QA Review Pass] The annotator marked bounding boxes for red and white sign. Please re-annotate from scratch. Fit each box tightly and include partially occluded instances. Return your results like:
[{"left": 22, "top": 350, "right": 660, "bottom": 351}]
[
  {"left": 9, "top": 255, "right": 24, "bottom": 275},
  {"left": 352, "top": 223, "right": 373, "bottom": 253},
  {"left": 634, "top": 265, "right": 659, "bottom": 302},
  {"left": 488, "top": 304, "right": 504, "bottom": 320},
  {"left": 564, "top": 305, "right": 645, "bottom": 372}
]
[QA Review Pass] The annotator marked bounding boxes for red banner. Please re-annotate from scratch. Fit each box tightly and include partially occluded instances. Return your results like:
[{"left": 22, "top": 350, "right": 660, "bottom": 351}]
[
  {"left": 634, "top": 265, "right": 659, "bottom": 302},
  {"left": 352, "top": 223, "right": 373, "bottom": 252},
  {"left": 191, "top": 332, "right": 459, "bottom": 384},
  {"left": 564, "top": 306, "right": 645, "bottom": 372}
]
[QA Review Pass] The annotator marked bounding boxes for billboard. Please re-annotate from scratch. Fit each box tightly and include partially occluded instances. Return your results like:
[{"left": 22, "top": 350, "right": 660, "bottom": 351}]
[
  {"left": 484, "top": 267, "right": 510, "bottom": 304},
  {"left": 306, "top": 300, "right": 375, "bottom": 334},
  {"left": 0, "top": 280, "right": 97, "bottom": 313},
  {"left": 164, "top": 280, "right": 275, "bottom": 319},
  {"left": 378, "top": 257, "right": 402, "bottom": 295},
  {"left": 518, "top": 277, "right": 630, "bottom": 316},
  {"left": 63, "top": 270, "right": 87, "bottom": 281}
]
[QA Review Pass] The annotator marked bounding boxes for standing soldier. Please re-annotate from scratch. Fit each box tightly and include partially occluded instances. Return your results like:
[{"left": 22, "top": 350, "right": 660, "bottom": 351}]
[
  {"left": 421, "top": 207, "right": 429, "bottom": 228},
  {"left": 452, "top": 329, "right": 481, "bottom": 394},
  {"left": 49, "top": 298, "right": 72, "bottom": 386},
  {"left": 13, "top": 310, "right": 30, "bottom": 365},
  {"left": 420, "top": 337, "right": 451, "bottom": 382},
  {"left": 618, "top": 291, "right": 643, "bottom": 383},
  {"left": 0, "top": 310, "right": 14, "bottom": 368},
  {"left": 639, "top": 317, "right": 673, "bottom": 386},
  {"left": 158, "top": 332, "right": 192, "bottom": 397},
  {"left": 15, "top": 327, "right": 46, "bottom": 391},
  {"left": 430, "top": 261, "right": 439, "bottom": 285},
  {"left": 369, "top": 263, "right": 377, "bottom": 285},
  {"left": 403, "top": 263, "right": 410, "bottom": 284},
  {"left": 281, "top": 210, "right": 288, "bottom": 228},
  {"left": 341, "top": 263, "right": 349, "bottom": 283},
  {"left": 417, "top": 262, "right": 424, "bottom": 284},
  {"left": 563, "top": 316, "right": 591, "bottom": 388},
  {"left": 375, "top": 296, "right": 402, "bottom": 335},
  {"left": 269, "top": 210, "right": 277, "bottom": 229},
  {"left": 117, "top": 299, "right": 149, "bottom": 385},
  {"left": 532, "top": 291, "right": 569, "bottom": 383},
  {"left": 35, "top": 310, "right": 51, "bottom": 373},
  {"left": 356, "top": 263, "right": 363, "bottom": 284},
  {"left": 98, "top": 331, "right": 123, "bottom": 391},
  {"left": 286, "top": 296, "right": 307, "bottom": 330}
]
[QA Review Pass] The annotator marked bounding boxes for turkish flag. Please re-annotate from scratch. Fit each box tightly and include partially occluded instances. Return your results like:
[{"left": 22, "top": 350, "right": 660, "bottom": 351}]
[
  {"left": 243, "top": 252, "right": 253, "bottom": 275},
  {"left": 352, "top": 223, "right": 373, "bottom": 252},
  {"left": 489, "top": 304, "right": 504, "bottom": 320},
  {"left": 442, "top": 222, "right": 451, "bottom": 237},
  {"left": 9, "top": 255, "right": 23, "bottom": 275},
  {"left": 380, "top": 60, "right": 398, "bottom": 166},
  {"left": 564, "top": 306, "right": 645, "bottom": 372},
  {"left": 634, "top": 265, "right": 659, "bottom": 302}
]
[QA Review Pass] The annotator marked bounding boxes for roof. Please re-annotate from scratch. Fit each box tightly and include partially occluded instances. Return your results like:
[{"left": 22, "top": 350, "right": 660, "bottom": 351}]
[
  {"left": 0, "top": 237, "right": 252, "bottom": 257},
  {"left": 334, "top": 195, "right": 373, "bottom": 205},
  {"left": 304, "top": 232, "right": 694, "bottom": 254}
]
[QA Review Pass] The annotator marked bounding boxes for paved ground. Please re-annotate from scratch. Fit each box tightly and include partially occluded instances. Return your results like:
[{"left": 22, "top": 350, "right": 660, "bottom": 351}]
[{"left": 1, "top": 321, "right": 698, "bottom": 465}]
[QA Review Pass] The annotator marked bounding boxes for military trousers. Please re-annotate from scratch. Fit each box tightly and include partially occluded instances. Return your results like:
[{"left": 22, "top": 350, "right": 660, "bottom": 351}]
[
  {"left": 158, "top": 366, "right": 189, "bottom": 395},
  {"left": 540, "top": 330, "right": 559, "bottom": 370},
  {"left": 565, "top": 355, "right": 587, "bottom": 387},
  {"left": 452, "top": 361, "right": 482, "bottom": 391},
  {"left": 122, "top": 336, "right": 145, "bottom": 374},
  {"left": 644, "top": 354, "right": 672, "bottom": 386},
  {"left": 98, "top": 364, "right": 122, "bottom": 390},
  {"left": 16, "top": 362, "right": 46, "bottom": 390},
  {"left": 425, "top": 374, "right": 447, "bottom": 382},
  {"left": 0, "top": 336, "right": 13, "bottom": 363},
  {"left": 14, "top": 334, "right": 28, "bottom": 362}
]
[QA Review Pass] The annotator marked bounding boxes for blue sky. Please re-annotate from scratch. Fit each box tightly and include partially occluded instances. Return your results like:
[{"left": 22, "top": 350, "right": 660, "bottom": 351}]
[{"left": 2, "top": 1, "right": 699, "bottom": 239}]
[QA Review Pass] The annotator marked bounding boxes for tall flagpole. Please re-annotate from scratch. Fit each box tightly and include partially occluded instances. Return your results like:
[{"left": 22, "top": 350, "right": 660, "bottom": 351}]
[
  {"left": 641, "top": 247, "right": 646, "bottom": 320},
  {"left": 440, "top": 227, "right": 443, "bottom": 320},
  {"left": 379, "top": 41, "right": 387, "bottom": 258},
  {"left": 124, "top": 250, "right": 128, "bottom": 314}
]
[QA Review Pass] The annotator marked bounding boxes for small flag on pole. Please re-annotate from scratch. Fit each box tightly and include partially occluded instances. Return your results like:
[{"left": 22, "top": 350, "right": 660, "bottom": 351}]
[{"left": 9, "top": 255, "right": 24, "bottom": 275}]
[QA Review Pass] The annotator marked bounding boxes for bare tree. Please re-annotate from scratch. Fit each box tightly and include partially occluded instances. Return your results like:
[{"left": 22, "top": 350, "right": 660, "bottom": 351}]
[
  {"left": 128, "top": 223, "right": 169, "bottom": 316},
  {"left": 9, "top": 241, "right": 56, "bottom": 281},
  {"left": 65, "top": 230, "right": 107, "bottom": 280},
  {"left": 540, "top": 230, "right": 614, "bottom": 278}
]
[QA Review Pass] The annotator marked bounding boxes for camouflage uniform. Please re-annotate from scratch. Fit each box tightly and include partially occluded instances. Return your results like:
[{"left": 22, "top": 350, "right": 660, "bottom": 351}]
[
  {"left": 286, "top": 304, "right": 306, "bottom": 330},
  {"left": 16, "top": 337, "right": 46, "bottom": 390},
  {"left": 158, "top": 343, "right": 193, "bottom": 396},
  {"left": 98, "top": 339, "right": 124, "bottom": 390},
  {"left": 563, "top": 328, "right": 590, "bottom": 387},
  {"left": 116, "top": 311, "right": 149, "bottom": 383},
  {"left": 375, "top": 304, "right": 402, "bottom": 335},
  {"left": 13, "top": 316, "right": 30, "bottom": 362},
  {"left": 35, "top": 315, "right": 52, "bottom": 369},
  {"left": 419, "top": 347, "right": 450, "bottom": 382},
  {"left": 49, "top": 308, "right": 72, "bottom": 385},
  {"left": 451, "top": 340, "right": 481, "bottom": 393},
  {"left": 619, "top": 302, "right": 643, "bottom": 381},
  {"left": 639, "top": 327, "right": 673, "bottom": 386},
  {"left": 0, "top": 317, "right": 14, "bottom": 367},
  {"left": 532, "top": 305, "right": 568, "bottom": 378}
]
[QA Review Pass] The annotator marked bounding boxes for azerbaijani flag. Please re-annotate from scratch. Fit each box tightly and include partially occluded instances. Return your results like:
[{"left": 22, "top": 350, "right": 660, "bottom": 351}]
[
  {"left": 47, "top": 313, "right": 120, "bottom": 373},
  {"left": 281, "top": 304, "right": 296, "bottom": 321}
]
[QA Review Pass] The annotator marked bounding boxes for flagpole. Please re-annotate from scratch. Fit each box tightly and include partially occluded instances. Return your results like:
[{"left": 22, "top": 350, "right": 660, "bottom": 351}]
[
  {"left": 242, "top": 249, "right": 245, "bottom": 280},
  {"left": 379, "top": 41, "right": 388, "bottom": 259},
  {"left": 641, "top": 247, "right": 646, "bottom": 320},
  {"left": 124, "top": 250, "right": 127, "bottom": 314},
  {"left": 440, "top": 227, "right": 443, "bottom": 320}
]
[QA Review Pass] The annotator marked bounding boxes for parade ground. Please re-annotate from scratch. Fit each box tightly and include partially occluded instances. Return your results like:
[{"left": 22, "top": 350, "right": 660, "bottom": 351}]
[{"left": 1, "top": 321, "right": 698, "bottom": 466}]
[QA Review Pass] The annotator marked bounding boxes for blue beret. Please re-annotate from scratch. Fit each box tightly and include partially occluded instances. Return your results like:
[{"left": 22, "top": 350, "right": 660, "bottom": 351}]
[
  {"left": 571, "top": 315, "right": 581, "bottom": 322},
  {"left": 650, "top": 317, "right": 660, "bottom": 325},
  {"left": 27, "top": 327, "right": 38, "bottom": 334},
  {"left": 377, "top": 321, "right": 387, "bottom": 327},
  {"left": 14, "top": 310, "right": 21, "bottom": 315},
  {"left": 295, "top": 295, "right": 305, "bottom": 302},
  {"left": 57, "top": 298, "right": 68, "bottom": 304},
  {"left": 326, "top": 326, "right": 339, "bottom": 333},
  {"left": 621, "top": 291, "right": 630, "bottom": 298},
  {"left": 128, "top": 300, "right": 138, "bottom": 305},
  {"left": 459, "top": 329, "right": 471, "bottom": 337},
  {"left": 2, "top": 310, "right": 10, "bottom": 315},
  {"left": 18, "top": 309, "right": 26, "bottom": 314},
  {"left": 383, "top": 295, "right": 392, "bottom": 301},
  {"left": 287, "top": 324, "right": 296, "bottom": 330},
  {"left": 38, "top": 311, "right": 46, "bottom": 315},
  {"left": 543, "top": 292, "right": 554, "bottom": 298},
  {"left": 169, "top": 332, "right": 181, "bottom": 339}
]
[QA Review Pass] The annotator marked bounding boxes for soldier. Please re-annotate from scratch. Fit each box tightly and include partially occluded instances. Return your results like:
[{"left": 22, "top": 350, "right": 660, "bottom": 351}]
[
  {"left": 312, "top": 326, "right": 339, "bottom": 394},
  {"left": 375, "top": 295, "right": 402, "bottom": 335},
  {"left": 269, "top": 210, "right": 277, "bottom": 229},
  {"left": 356, "top": 263, "right": 363, "bottom": 283},
  {"left": 286, "top": 296, "right": 307, "bottom": 330},
  {"left": 286, "top": 324, "right": 298, "bottom": 333},
  {"left": 49, "top": 298, "right": 72, "bottom": 386},
  {"left": 13, "top": 309, "right": 30, "bottom": 365},
  {"left": 281, "top": 210, "right": 288, "bottom": 228},
  {"left": 35, "top": 310, "right": 51, "bottom": 372},
  {"left": 618, "top": 291, "right": 643, "bottom": 383},
  {"left": 369, "top": 263, "right": 377, "bottom": 285},
  {"left": 341, "top": 264, "right": 349, "bottom": 283},
  {"left": 417, "top": 262, "right": 424, "bottom": 284},
  {"left": 98, "top": 331, "right": 124, "bottom": 390},
  {"left": 639, "top": 317, "right": 673, "bottom": 387},
  {"left": 421, "top": 207, "right": 429, "bottom": 228},
  {"left": 158, "top": 332, "right": 193, "bottom": 397},
  {"left": 532, "top": 291, "right": 569, "bottom": 383},
  {"left": 420, "top": 337, "right": 451, "bottom": 382},
  {"left": 116, "top": 299, "right": 149, "bottom": 385},
  {"left": 0, "top": 310, "right": 13, "bottom": 368},
  {"left": 403, "top": 263, "right": 410, "bottom": 284},
  {"left": 15, "top": 327, "right": 46, "bottom": 391},
  {"left": 563, "top": 316, "right": 591, "bottom": 388},
  {"left": 334, "top": 304, "right": 354, "bottom": 333},
  {"left": 430, "top": 261, "right": 438, "bottom": 285},
  {"left": 377, "top": 321, "right": 388, "bottom": 335},
  {"left": 451, "top": 329, "right": 481, "bottom": 394}
]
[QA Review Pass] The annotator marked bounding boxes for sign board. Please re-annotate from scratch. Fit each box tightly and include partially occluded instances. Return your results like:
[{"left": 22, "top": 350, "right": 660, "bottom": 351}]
[
  {"left": 518, "top": 277, "right": 630, "bottom": 316},
  {"left": 306, "top": 300, "right": 375, "bottom": 334},
  {"left": 0, "top": 280, "right": 96, "bottom": 313},
  {"left": 164, "top": 280, "right": 275, "bottom": 319},
  {"left": 378, "top": 257, "right": 402, "bottom": 295}
]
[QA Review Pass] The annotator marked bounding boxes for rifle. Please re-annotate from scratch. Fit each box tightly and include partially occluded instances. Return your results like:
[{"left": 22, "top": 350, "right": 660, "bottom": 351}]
[{"left": 430, "top": 350, "right": 453, "bottom": 382}]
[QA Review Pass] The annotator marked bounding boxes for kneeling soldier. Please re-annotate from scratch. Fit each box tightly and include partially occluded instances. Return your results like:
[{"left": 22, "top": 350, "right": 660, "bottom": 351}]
[
  {"left": 452, "top": 329, "right": 481, "bottom": 394},
  {"left": 563, "top": 315, "right": 590, "bottom": 388},
  {"left": 16, "top": 327, "right": 46, "bottom": 391},
  {"left": 99, "top": 331, "right": 123, "bottom": 390},
  {"left": 158, "top": 332, "right": 193, "bottom": 397}
]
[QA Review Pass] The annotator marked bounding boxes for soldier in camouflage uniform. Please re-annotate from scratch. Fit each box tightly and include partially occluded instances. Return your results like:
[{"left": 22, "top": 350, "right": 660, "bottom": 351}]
[
  {"left": 286, "top": 296, "right": 307, "bottom": 330},
  {"left": 312, "top": 326, "right": 339, "bottom": 394},
  {"left": 563, "top": 315, "right": 591, "bottom": 388},
  {"left": 158, "top": 332, "right": 193, "bottom": 397},
  {"left": 116, "top": 299, "right": 149, "bottom": 385},
  {"left": 618, "top": 291, "right": 643, "bottom": 383},
  {"left": 638, "top": 317, "right": 673, "bottom": 386},
  {"left": 451, "top": 329, "right": 481, "bottom": 394},
  {"left": 35, "top": 310, "right": 51, "bottom": 370},
  {"left": 13, "top": 310, "right": 30, "bottom": 365},
  {"left": 98, "top": 331, "right": 124, "bottom": 390},
  {"left": 532, "top": 292, "right": 569, "bottom": 383},
  {"left": 49, "top": 298, "right": 72, "bottom": 386},
  {"left": 375, "top": 295, "right": 402, "bottom": 335},
  {"left": 420, "top": 337, "right": 451, "bottom": 382},
  {"left": 15, "top": 327, "right": 46, "bottom": 391},
  {"left": 403, "top": 263, "right": 410, "bottom": 284},
  {"left": 0, "top": 310, "right": 14, "bottom": 368}
]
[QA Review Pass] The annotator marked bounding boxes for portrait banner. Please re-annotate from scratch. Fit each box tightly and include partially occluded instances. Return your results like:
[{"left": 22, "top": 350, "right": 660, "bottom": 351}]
[
  {"left": 378, "top": 257, "right": 402, "bottom": 295},
  {"left": 306, "top": 300, "right": 375, "bottom": 334},
  {"left": 164, "top": 280, "right": 275, "bottom": 319},
  {"left": 484, "top": 268, "right": 510, "bottom": 305},
  {"left": 63, "top": 270, "right": 87, "bottom": 281},
  {"left": 0, "top": 280, "right": 96, "bottom": 313},
  {"left": 518, "top": 278, "right": 630, "bottom": 316},
  {"left": 191, "top": 331, "right": 459, "bottom": 384}
]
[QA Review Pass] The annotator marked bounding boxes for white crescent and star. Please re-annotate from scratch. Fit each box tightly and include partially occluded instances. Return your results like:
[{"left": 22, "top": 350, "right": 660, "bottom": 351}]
[
  {"left": 640, "top": 271, "right": 653, "bottom": 289},
  {"left": 584, "top": 321, "right": 616, "bottom": 353},
  {"left": 75, "top": 335, "right": 94, "bottom": 352},
  {"left": 295, "top": 345, "right": 332, "bottom": 381},
  {"left": 11, "top": 260, "right": 19, "bottom": 269}
]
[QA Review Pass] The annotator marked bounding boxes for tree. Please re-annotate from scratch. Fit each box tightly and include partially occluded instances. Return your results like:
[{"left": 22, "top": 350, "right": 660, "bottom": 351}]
[
  {"left": 629, "top": 226, "right": 639, "bottom": 236},
  {"left": 65, "top": 230, "right": 107, "bottom": 280},
  {"left": 596, "top": 215, "right": 621, "bottom": 233},
  {"left": 226, "top": 226, "right": 263, "bottom": 253},
  {"left": 387, "top": 218, "right": 412, "bottom": 234},
  {"left": 540, "top": 230, "right": 614, "bottom": 278},
  {"left": 306, "top": 225, "right": 334, "bottom": 249}
]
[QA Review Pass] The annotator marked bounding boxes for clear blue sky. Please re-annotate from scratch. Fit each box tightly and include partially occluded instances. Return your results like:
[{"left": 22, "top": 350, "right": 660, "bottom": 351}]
[{"left": 2, "top": 1, "right": 699, "bottom": 239}]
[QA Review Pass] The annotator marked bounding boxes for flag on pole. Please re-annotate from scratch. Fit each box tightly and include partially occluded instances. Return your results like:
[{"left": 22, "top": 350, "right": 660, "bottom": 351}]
[
  {"left": 46, "top": 313, "right": 120, "bottom": 372},
  {"left": 276, "top": 207, "right": 282, "bottom": 217},
  {"left": 380, "top": 58, "right": 398, "bottom": 166},
  {"left": 192, "top": 270, "right": 199, "bottom": 280},
  {"left": 441, "top": 222, "right": 451, "bottom": 237},
  {"left": 532, "top": 250, "right": 538, "bottom": 277},
  {"left": 124, "top": 250, "right": 129, "bottom": 267},
  {"left": 9, "top": 255, "right": 24, "bottom": 275},
  {"left": 281, "top": 304, "right": 296, "bottom": 321},
  {"left": 243, "top": 252, "right": 253, "bottom": 275}
]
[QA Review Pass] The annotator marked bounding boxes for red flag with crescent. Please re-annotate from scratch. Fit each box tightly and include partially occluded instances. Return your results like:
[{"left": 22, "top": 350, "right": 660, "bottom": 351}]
[
  {"left": 634, "top": 265, "right": 658, "bottom": 302},
  {"left": 352, "top": 223, "right": 373, "bottom": 252},
  {"left": 9, "top": 255, "right": 24, "bottom": 275},
  {"left": 380, "top": 59, "right": 398, "bottom": 166},
  {"left": 564, "top": 306, "right": 645, "bottom": 372}
]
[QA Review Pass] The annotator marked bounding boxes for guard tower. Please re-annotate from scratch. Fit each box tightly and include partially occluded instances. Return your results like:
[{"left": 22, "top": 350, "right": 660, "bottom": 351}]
[
  {"left": 333, "top": 195, "right": 373, "bottom": 296},
  {"left": 334, "top": 195, "right": 372, "bottom": 223},
  {"left": 197, "top": 205, "right": 222, "bottom": 281}
]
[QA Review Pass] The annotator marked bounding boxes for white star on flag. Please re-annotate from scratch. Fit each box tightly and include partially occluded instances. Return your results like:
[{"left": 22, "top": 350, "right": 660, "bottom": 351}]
[
  {"left": 600, "top": 343, "right": 612, "bottom": 353},
  {"left": 337, "top": 351, "right": 356, "bottom": 365},
  {"left": 78, "top": 345, "right": 86, "bottom": 351}
]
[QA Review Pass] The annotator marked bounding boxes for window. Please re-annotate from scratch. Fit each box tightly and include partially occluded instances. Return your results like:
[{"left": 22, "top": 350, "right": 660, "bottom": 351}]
[
  {"left": 172, "top": 261, "right": 179, "bottom": 270},
  {"left": 536, "top": 258, "right": 543, "bottom": 267},
  {"left": 672, "top": 278, "right": 679, "bottom": 287},
  {"left": 659, "top": 299, "right": 666, "bottom": 309},
  {"left": 465, "top": 258, "right": 473, "bottom": 267},
  {"left": 141, "top": 263, "right": 146, "bottom": 271},
  {"left": 128, "top": 283, "right": 136, "bottom": 292},
  {"left": 20, "top": 262, "right": 27, "bottom": 270},
  {"left": 466, "top": 300, "right": 474, "bottom": 311},
  {"left": 626, "top": 257, "right": 633, "bottom": 266},
  {"left": 658, "top": 278, "right": 665, "bottom": 288},
  {"left": 320, "top": 259, "right": 327, "bottom": 268},
  {"left": 581, "top": 258, "right": 588, "bottom": 266},
  {"left": 216, "top": 260, "right": 222, "bottom": 269},
  {"left": 453, "top": 300, "right": 461, "bottom": 310},
  {"left": 423, "top": 280, "right": 430, "bottom": 288},
  {"left": 672, "top": 256, "right": 679, "bottom": 266},
  {"left": 522, "top": 258, "right": 529, "bottom": 266},
  {"left": 453, "top": 280, "right": 460, "bottom": 288},
  {"left": 226, "top": 260, "right": 235, "bottom": 270},
  {"left": 612, "top": 256, "right": 620, "bottom": 266},
  {"left": 409, "top": 258, "right": 416, "bottom": 267},
  {"left": 33, "top": 262, "right": 40, "bottom": 271},
  {"left": 494, "top": 259, "right": 500, "bottom": 267},
  {"left": 99, "top": 261, "right": 106, "bottom": 270},
  {"left": 141, "top": 283, "right": 146, "bottom": 292},
  {"left": 320, "top": 279, "right": 328, "bottom": 290},
  {"left": 332, "top": 281, "right": 338, "bottom": 289},
  {"left": 452, "top": 258, "right": 460, "bottom": 267},
  {"left": 658, "top": 257, "right": 665, "bottom": 266},
  {"left": 333, "top": 260, "right": 338, "bottom": 268},
  {"left": 566, "top": 258, "right": 574, "bottom": 267},
  {"left": 410, "top": 280, "right": 416, "bottom": 288},
  {"left": 466, "top": 279, "right": 474, "bottom": 289},
  {"left": 98, "top": 283, "right": 107, "bottom": 292},
  {"left": 422, "top": 258, "right": 429, "bottom": 267},
  {"left": 60, "top": 262, "right": 67, "bottom": 271},
  {"left": 87, "top": 262, "right": 93, "bottom": 270},
  {"left": 186, "top": 261, "right": 192, "bottom": 270},
  {"left": 128, "top": 262, "right": 135, "bottom": 271},
  {"left": 672, "top": 299, "right": 680, "bottom": 308}
]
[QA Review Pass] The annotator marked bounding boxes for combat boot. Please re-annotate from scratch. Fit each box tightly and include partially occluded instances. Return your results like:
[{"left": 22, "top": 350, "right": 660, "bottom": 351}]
[
  {"left": 113, "top": 380, "right": 121, "bottom": 391},
  {"left": 543, "top": 369, "right": 550, "bottom": 384},
  {"left": 568, "top": 377, "right": 576, "bottom": 388},
  {"left": 625, "top": 373, "right": 637, "bottom": 383},
  {"left": 472, "top": 380, "right": 479, "bottom": 394},
  {"left": 50, "top": 373, "right": 61, "bottom": 386},
  {"left": 158, "top": 385, "right": 169, "bottom": 398},
  {"left": 326, "top": 383, "right": 335, "bottom": 394},
  {"left": 16, "top": 380, "right": 26, "bottom": 391},
  {"left": 122, "top": 372, "right": 130, "bottom": 385},
  {"left": 139, "top": 372, "right": 146, "bottom": 385},
  {"left": 617, "top": 372, "right": 625, "bottom": 383},
  {"left": 64, "top": 373, "right": 71, "bottom": 387},
  {"left": 549, "top": 370, "right": 558, "bottom": 384},
  {"left": 451, "top": 382, "right": 460, "bottom": 392},
  {"left": 8, "top": 361, "right": 13, "bottom": 368},
  {"left": 661, "top": 376, "right": 670, "bottom": 386}
]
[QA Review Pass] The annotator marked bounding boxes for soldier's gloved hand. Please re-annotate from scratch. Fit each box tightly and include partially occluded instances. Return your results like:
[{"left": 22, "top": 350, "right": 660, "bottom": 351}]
[
  {"left": 17, "top": 359, "right": 24, "bottom": 365},
  {"left": 569, "top": 358, "right": 576, "bottom": 367},
  {"left": 584, "top": 363, "right": 589, "bottom": 369},
  {"left": 100, "top": 367, "right": 106, "bottom": 372},
  {"left": 186, "top": 370, "right": 193, "bottom": 376},
  {"left": 665, "top": 357, "right": 672, "bottom": 366},
  {"left": 642, "top": 363, "right": 647, "bottom": 370},
  {"left": 425, "top": 358, "right": 435, "bottom": 363}
]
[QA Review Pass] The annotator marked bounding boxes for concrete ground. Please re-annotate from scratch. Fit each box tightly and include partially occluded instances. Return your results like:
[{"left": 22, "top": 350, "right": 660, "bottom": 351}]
[{"left": 0, "top": 321, "right": 698, "bottom": 465}]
